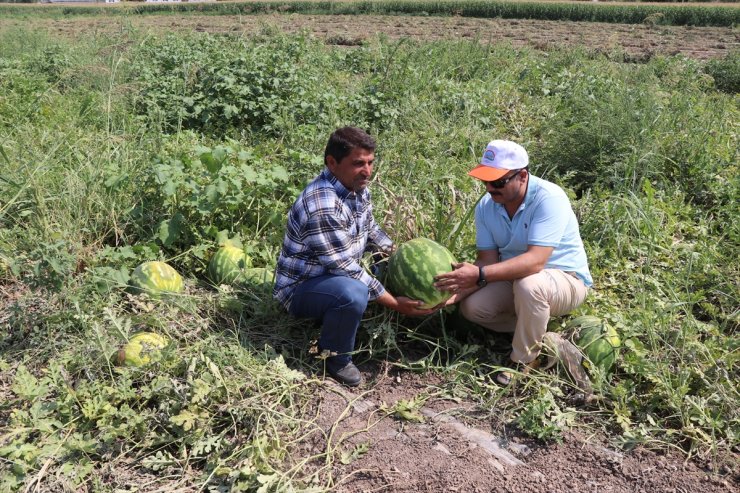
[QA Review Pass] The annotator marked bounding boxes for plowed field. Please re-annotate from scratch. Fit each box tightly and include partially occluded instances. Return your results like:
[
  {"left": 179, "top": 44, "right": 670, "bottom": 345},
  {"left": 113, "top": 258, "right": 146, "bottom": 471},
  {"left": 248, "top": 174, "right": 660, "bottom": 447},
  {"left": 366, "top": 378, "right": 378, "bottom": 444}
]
[{"left": 1, "top": 12, "right": 738, "bottom": 60}]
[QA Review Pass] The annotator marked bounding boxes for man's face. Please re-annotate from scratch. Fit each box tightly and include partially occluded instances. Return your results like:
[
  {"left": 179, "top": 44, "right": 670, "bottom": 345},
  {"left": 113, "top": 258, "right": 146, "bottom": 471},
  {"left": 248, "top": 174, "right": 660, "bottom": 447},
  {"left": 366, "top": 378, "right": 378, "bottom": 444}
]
[
  {"left": 486, "top": 170, "right": 526, "bottom": 204},
  {"left": 327, "top": 147, "right": 375, "bottom": 193}
]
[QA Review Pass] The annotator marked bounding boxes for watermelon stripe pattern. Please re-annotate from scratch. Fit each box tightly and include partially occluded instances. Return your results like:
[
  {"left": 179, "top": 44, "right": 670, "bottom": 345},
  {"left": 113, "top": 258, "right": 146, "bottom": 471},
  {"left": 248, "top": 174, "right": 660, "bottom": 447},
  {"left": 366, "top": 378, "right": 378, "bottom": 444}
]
[
  {"left": 208, "top": 246, "right": 250, "bottom": 285},
  {"left": 130, "top": 261, "right": 184, "bottom": 296},
  {"left": 572, "top": 316, "right": 620, "bottom": 375},
  {"left": 386, "top": 238, "right": 456, "bottom": 309}
]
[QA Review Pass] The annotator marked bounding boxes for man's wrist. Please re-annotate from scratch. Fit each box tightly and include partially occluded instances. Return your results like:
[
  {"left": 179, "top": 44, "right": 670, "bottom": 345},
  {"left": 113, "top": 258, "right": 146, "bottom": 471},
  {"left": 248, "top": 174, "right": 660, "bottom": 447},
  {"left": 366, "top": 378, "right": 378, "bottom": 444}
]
[{"left": 477, "top": 265, "right": 488, "bottom": 287}]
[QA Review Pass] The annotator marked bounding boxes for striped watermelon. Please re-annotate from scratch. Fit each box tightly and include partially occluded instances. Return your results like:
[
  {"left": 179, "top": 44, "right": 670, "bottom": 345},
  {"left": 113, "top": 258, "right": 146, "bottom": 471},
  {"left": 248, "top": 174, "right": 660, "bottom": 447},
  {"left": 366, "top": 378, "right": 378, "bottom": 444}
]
[
  {"left": 208, "top": 246, "right": 251, "bottom": 285},
  {"left": 130, "top": 261, "right": 184, "bottom": 296},
  {"left": 571, "top": 316, "right": 620, "bottom": 374},
  {"left": 386, "top": 238, "right": 456, "bottom": 309},
  {"left": 116, "top": 332, "right": 168, "bottom": 367}
]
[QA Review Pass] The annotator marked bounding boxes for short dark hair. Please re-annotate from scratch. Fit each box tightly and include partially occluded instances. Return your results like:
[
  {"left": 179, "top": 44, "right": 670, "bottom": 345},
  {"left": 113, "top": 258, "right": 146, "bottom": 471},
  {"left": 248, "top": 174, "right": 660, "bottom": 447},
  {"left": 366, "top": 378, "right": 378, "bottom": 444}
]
[{"left": 324, "top": 127, "right": 376, "bottom": 166}]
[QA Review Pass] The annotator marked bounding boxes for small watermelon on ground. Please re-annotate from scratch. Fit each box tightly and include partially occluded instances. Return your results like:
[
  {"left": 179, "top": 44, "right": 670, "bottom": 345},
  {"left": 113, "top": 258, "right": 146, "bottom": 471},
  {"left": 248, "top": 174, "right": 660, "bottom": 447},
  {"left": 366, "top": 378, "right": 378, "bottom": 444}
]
[
  {"left": 243, "top": 267, "right": 274, "bottom": 287},
  {"left": 572, "top": 316, "right": 620, "bottom": 374},
  {"left": 386, "top": 238, "right": 456, "bottom": 309},
  {"left": 130, "top": 261, "right": 184, "bottom": 296},
  {"left": 116, "top": 332, "right": 168, "bottom": 367},
  {"left": 241, "top": 267, "right": 275, "bottom": 296},
  {"left": 207, "top": 246, "right": 251, "bottom": 285}
]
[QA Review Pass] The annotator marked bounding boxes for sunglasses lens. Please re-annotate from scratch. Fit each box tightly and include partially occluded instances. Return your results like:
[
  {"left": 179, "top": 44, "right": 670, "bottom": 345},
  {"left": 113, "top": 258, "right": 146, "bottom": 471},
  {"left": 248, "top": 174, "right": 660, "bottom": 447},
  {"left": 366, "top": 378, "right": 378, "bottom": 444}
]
[
  {"left": 488, "top": 177, "right": 509, "bottom": 188},
  {"left": 486, "top": 169, "right": 525, "bottom": 188}
]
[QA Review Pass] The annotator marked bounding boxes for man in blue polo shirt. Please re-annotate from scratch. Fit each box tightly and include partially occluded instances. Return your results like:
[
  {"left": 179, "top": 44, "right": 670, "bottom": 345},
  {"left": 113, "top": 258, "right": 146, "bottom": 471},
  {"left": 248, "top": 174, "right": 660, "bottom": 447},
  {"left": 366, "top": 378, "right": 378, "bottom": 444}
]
[
  {"left": 275, "top": 127, "right": 435, "bottom": 387},
  {"left": 434, "top": 140, "right": 592, "bottom": 385}
]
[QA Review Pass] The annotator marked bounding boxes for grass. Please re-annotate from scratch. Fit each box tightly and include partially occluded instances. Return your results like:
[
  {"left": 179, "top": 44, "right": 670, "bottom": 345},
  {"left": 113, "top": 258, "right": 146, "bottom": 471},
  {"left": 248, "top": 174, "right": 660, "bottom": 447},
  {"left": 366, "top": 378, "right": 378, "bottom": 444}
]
[
  {"left": 0, "top": 0, "right": 739, "bottom": 26},
  {"left": 0, "top": 20, "right": 738, "bottom": 491}
]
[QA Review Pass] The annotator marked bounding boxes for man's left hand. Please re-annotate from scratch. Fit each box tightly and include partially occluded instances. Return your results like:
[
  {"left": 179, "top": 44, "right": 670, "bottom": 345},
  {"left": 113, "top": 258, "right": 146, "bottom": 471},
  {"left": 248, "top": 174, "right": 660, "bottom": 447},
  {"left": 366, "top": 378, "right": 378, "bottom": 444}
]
[{"left": 433, "top": 262, "right": 479, "bottom": 293}]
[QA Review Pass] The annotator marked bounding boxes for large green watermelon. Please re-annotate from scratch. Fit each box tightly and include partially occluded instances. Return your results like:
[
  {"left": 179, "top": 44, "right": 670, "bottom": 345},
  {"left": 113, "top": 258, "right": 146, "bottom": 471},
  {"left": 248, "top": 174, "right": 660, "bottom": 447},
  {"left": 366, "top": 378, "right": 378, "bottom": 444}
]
[
  {"left": 572, "top": 316, "right": 620, "bottom": 374},
  {"left": 116, "top": 332, "right": 168, "bottom": 367},
  {"left": 208, "top": 246, "right": 251, "bottom": 285},
  {"left": 130, "top": 261, "right": 184, "bottom": 296},
  {"left": 386, "top": 238, "right": 456, "bottom": 309}
]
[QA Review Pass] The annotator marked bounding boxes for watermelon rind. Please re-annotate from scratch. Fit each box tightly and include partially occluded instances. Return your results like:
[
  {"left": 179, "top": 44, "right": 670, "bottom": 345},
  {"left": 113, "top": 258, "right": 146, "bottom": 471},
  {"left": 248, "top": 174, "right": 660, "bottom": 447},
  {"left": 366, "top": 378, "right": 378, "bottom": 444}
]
[
  {"left": 386, "top": 238, "right": 456, "bottom": 309},
  {"left": 208, "top": 246, "right": 251, "bottom": 285},
  {"left": 116, "top": 332, "right": 168, "bottom": 367},
  {"left": 566, "top": 315, "right": 602, "bottom": 332},
  {"left": 130, "top": 261, "right": 184, "bottom": 296},
  {"left": 242, "top": 267, "right": 275, "bottom": 288},
  {"left": 575, "top": 318, "right": 620, "bottom": 374}
]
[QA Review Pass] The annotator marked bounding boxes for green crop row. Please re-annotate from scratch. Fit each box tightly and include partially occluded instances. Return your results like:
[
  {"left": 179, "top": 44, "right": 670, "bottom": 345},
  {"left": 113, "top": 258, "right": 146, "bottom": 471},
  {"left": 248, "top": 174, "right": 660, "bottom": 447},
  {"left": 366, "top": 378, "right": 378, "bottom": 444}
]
[{"left": 0, "top": 0, "right": 738, "bottom": 27}]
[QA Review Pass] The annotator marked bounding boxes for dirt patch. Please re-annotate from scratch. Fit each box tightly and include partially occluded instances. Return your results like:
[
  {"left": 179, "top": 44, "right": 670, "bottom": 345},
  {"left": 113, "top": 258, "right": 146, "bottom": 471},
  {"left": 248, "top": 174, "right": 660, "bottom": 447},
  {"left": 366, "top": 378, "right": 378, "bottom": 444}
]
[
  {"left": 1, "top": 13, "right": 738, "bottom": 60},
  {"left": 304, "top": 363, "right": 738, "bottom": 492}
]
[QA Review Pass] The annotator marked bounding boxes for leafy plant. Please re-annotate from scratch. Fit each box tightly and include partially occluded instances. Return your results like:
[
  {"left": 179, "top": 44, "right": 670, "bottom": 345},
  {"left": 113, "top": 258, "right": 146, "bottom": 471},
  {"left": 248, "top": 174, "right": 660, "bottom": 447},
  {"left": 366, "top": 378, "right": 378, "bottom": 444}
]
[
  {"left": 139, "top": 139, "right": 302, "bottom": 272},
  {"left": 705, "top": 50, "right": 740, "bottom": 94}
]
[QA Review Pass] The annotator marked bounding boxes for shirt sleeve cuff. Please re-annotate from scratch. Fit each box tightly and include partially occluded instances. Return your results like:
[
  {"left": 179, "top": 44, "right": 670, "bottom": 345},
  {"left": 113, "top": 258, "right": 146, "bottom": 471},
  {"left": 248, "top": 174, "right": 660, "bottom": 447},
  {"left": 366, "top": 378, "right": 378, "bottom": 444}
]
[{"left": 364, "top": 272, "right": 386, "bottom": 300}]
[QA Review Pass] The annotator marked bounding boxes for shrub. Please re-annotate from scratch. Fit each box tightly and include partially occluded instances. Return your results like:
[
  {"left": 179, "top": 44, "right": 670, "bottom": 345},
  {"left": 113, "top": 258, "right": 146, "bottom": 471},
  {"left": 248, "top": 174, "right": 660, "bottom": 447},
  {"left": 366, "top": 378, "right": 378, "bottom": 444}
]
[{"left": 705, "top": 51, "right": 740, "bottom": 94}]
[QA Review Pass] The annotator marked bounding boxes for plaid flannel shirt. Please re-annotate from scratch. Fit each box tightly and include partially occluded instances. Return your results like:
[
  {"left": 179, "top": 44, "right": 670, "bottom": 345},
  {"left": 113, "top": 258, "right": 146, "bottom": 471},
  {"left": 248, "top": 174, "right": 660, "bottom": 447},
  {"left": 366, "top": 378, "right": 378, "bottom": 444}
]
[{"left": 273, "top": 168, "right": 393, "bottom": 310}]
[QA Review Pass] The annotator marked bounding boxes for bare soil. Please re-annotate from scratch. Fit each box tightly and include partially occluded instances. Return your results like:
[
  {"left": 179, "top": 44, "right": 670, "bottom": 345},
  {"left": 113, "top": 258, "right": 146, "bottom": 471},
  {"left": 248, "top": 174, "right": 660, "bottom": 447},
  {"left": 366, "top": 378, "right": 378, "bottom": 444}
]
[
  {"left": 0, "top": 13, "right": 738, "bottom": 60},
  {"left": 309, "top": 363, "right": 739, "bottom": 493}
]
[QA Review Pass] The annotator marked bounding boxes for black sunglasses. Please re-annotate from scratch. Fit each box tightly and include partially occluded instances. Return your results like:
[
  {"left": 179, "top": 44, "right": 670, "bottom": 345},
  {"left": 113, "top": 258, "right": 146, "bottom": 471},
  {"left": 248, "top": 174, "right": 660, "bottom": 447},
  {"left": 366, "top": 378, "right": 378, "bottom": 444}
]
[{"left": 486, "top": 168, "right": 526, "bottom": 189}]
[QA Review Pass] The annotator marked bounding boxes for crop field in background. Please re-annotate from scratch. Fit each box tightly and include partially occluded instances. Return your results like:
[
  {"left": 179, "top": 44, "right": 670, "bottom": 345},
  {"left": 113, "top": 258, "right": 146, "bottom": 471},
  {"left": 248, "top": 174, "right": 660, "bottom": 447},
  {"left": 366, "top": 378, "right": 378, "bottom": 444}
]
[
  {"left": 2, "top": 0, "right": 740, "bottom": 26},
  {"left": 0, "top": 2, "right": 738, "bottom": 492},
  {"left": 2, "top": 11, "right": 738, "bottom": 60}
]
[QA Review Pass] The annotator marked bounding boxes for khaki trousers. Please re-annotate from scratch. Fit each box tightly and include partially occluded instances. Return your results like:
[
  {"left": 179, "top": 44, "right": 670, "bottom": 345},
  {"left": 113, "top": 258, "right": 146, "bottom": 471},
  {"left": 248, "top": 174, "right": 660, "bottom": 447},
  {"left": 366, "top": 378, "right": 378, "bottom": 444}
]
[{"left": 460, "top": 269, "right": 589, "bottom": 364}]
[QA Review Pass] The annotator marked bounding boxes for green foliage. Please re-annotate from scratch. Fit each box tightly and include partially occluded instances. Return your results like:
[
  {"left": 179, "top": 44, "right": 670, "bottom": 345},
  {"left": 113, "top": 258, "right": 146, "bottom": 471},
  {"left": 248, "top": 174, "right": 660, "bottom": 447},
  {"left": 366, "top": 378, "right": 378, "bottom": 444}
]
[
  {"left": 131, "top": 34, "right": 331, "bottom": 137},
  {"left": 705, "top": 50, "right": 740, "bottom": 94},
  {"left": 140, "top": 139, "right": 301, "bottom": 271},
  {"left": 0, "top": 308, "right": 311, "bottom": 490},
  {"left": 515, "top": 387, "right": 575, "bottom": 443}
]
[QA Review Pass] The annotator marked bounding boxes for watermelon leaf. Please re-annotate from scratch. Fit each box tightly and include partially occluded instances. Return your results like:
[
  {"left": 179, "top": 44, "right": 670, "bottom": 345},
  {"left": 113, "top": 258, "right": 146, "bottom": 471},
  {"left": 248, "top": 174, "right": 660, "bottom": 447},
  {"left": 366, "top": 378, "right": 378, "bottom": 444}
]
[{"left": 158, "top": 212, "right": 185, "bottom": 248}]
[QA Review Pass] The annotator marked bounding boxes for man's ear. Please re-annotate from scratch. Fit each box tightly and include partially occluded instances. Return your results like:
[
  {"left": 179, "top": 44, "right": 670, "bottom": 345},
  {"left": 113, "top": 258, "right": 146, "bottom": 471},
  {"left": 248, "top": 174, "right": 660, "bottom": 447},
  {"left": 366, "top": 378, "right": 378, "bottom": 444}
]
[{"left": 326, "top": 155, "right": 337, "bottom": 170}]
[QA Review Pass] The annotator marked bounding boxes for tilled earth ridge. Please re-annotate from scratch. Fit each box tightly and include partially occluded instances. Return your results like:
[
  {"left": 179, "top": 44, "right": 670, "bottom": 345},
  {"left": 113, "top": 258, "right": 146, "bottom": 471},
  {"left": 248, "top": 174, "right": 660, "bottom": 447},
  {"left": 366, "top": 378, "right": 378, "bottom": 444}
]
[{"left": 0, "top": 13, "right": 738, "bottom": 60}]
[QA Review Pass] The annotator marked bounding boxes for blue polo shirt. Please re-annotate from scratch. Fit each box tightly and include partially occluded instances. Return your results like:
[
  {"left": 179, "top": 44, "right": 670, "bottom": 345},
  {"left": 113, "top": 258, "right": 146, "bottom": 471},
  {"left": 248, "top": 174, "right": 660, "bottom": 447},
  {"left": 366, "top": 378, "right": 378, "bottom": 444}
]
[{"left": 475, "top": 175, "right": 593, "bottom": 287}]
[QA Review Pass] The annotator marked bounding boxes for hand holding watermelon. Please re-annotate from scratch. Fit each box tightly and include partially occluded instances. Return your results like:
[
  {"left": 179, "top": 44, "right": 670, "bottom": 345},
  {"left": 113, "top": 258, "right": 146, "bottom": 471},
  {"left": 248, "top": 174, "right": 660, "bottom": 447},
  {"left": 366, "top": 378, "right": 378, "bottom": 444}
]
[
  {"left": 376, "top": 291, "right": 440, "bottom": 316},
  {"left": 433, "top": 262, "right": 480, "bottom": 297},
  {"left": 384, "top": 238, "right": 458, "bottom": 311}
]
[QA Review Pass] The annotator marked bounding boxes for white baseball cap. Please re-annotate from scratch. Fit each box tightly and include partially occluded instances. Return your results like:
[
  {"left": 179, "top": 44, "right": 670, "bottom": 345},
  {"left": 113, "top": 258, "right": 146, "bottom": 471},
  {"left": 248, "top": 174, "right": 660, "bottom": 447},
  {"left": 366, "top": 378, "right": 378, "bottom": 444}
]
[{"left": 468, "top": 140, "right": 529, "bottom": 181}]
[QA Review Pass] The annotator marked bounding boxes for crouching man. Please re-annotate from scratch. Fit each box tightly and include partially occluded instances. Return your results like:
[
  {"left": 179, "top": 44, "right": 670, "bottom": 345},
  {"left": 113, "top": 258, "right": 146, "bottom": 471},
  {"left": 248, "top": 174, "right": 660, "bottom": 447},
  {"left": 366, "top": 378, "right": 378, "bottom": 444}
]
[
  {"left": 274, "top": 126, "right": 435, "bottom": 387},
  {"left": 434, "top": 140, "right": 593, "bottom": 385}
]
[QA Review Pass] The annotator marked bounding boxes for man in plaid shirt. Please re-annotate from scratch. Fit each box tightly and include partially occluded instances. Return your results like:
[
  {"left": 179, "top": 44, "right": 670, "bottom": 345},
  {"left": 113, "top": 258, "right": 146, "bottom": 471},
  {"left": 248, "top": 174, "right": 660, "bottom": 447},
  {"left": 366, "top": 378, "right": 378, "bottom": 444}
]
[{"left": 274, "top": 127, "right": 435, "bottom": 386}]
